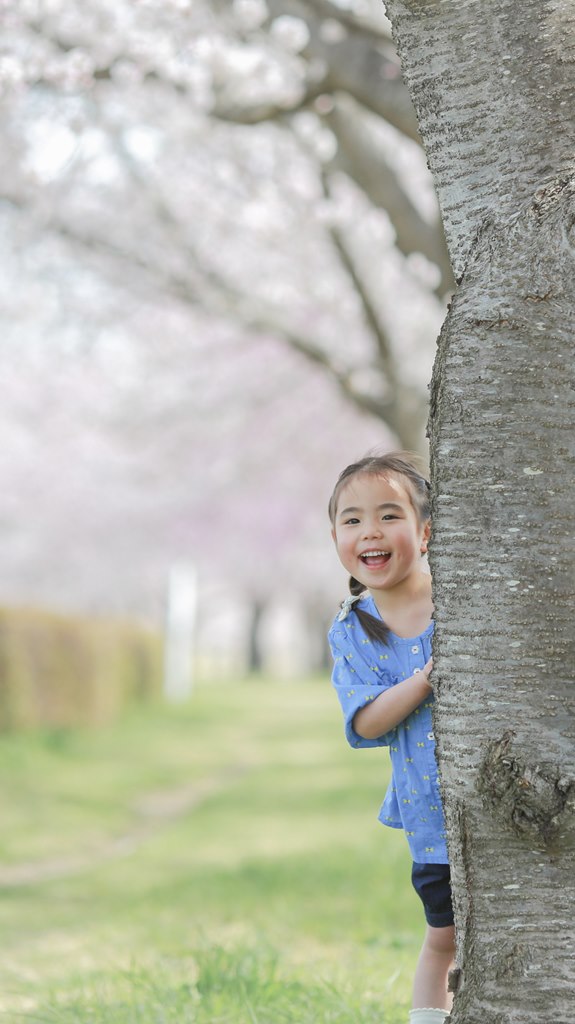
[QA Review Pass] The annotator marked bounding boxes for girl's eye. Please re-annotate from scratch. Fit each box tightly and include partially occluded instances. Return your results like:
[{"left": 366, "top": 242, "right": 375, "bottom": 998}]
[
  {"left": 344, "top": 517, "right": 360, "bottom": 525},
  {"left": 382, "top": 514, "right": 398, "bottom": 521}
]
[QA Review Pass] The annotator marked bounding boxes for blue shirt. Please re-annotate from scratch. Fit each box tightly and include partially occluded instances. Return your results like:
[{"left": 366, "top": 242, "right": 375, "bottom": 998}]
[{"left": 328, "top": 594, "right": 448, "bottom": 864}]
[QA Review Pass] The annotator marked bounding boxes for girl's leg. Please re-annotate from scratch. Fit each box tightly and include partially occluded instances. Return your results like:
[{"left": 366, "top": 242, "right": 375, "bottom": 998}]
[{"left": 412, "top": 923, "right": 456, "bottom": 1011}]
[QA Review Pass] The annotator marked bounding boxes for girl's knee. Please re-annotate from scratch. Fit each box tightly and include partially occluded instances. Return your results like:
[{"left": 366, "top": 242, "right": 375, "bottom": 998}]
[{"left": 425, "top": 924, "right": 455, "bottom": 957}]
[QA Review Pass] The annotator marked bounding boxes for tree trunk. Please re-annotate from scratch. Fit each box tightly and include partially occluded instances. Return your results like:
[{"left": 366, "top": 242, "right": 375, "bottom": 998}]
[
  {"left": 247, "top": 598, "right": 265, "bottom": 675},
  {"left": 383, "top": 2, "right": 575, "bottom": 1021}
]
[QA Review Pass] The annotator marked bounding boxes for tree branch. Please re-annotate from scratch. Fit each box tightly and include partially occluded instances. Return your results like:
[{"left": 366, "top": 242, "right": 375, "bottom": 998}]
[
  {"left": 325, "top": 96, "right": 454, "bottom": 296},
  {"left": 2, "top": 183, "right": 411, "bottom": 431},
  {"left": 318, "top": 168, "right": 397, "bottom": 382},
  {"left": 302, "top": 0, "right": 393, "bottom": 42},
  {"left": 264, "top": 0, "right": 419, "bottom": 140},
  {"left": 212, "top": 78, "right": 327, "bottom": 125}
]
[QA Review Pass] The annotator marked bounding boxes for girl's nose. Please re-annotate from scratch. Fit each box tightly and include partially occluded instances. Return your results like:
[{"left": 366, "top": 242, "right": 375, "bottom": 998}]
[{"left": 363, "top": 519, "right": 383, "bottom": 538}]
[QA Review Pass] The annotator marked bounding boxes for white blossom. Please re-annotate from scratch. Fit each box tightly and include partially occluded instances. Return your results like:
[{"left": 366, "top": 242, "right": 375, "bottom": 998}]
[
  {"left": 233, "top": 0, "right": 268, "bottom": 31},
  {"left": 270, "top": 16, "right": 311, "bottom": 54}
]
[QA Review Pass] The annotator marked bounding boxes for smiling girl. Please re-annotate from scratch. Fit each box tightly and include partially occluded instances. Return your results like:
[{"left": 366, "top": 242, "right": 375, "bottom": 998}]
[{"left": 328, "top": 452, "right": 455, "bottom": 1024}]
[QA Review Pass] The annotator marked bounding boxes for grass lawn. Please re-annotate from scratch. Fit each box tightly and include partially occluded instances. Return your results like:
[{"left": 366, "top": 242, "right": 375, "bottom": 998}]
[{"left": 0, "top": 675, "right": 424, "bottom": 1023}]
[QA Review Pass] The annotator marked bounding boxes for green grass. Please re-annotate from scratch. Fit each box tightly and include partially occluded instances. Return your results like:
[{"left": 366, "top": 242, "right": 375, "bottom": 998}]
[{"left": 0, "top": 676, "right": 424, "bottom": 1023}]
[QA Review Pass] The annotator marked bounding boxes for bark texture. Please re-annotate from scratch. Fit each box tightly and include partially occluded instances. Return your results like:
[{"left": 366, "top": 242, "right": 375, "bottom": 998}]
[{"left": 383, "top": 2, "right": 575, "bottom": 1021}]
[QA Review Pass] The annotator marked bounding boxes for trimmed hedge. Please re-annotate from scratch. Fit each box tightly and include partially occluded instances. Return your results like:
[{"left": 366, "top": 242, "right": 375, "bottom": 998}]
[{"left": 0, "top": 607, "right": 163, "bottom": 731}]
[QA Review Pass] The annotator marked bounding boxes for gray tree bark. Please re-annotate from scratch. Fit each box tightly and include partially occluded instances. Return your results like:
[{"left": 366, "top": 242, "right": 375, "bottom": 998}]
[{"left": 383, "top": 2, "right": 575, "bottom": 1022}]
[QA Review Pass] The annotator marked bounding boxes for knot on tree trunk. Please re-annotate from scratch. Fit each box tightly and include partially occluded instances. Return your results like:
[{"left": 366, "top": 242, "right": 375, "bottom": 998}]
[
  {"left": 448, "top": 966, "right": 462, "bottom": 992},
  {"left": 477, "top": 731, "right": 573, "bottom": 847},
  {"left": 493, "top": 942, "right": 534, "bottom": 980}
]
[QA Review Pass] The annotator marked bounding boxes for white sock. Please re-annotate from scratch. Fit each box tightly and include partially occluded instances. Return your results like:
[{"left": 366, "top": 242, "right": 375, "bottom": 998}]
[{"left": 409, "top": 1009, "right": 449, "bottom": 1024}]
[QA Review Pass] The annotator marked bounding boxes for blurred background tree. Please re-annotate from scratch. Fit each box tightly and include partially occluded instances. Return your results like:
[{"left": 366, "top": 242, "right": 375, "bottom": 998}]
[{"left": 0, "top": 0, "right": 451, "bottom": 683}]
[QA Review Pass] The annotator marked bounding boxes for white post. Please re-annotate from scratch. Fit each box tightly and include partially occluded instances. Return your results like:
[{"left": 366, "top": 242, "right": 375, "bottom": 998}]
[{"left": 163, "top": 563, "right": 198, "bottom": 702}]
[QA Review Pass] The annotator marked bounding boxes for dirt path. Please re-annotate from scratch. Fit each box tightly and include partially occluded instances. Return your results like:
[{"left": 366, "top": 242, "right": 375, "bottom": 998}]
[{"left": 0, "top": 766, "right": 248, "bottom": 888}]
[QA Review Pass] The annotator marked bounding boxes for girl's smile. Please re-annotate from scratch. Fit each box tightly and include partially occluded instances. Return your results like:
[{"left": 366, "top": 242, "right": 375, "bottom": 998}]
[
  {"left": 332, "top": 473, "right": 430, "bottom": 596},
  {"left": 360, "top": 549, "right": 391, "bottom": 569}
]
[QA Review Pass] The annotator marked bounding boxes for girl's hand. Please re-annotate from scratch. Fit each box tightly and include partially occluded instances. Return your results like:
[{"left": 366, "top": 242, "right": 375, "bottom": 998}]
[{"left": 422, "top": 657, "right": 433, "bottom": 690}]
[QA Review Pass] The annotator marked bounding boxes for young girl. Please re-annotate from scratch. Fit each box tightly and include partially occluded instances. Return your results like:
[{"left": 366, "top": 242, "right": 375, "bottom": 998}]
[{"left": 327, "top": 452, "right": 455, "bottom": 1024}]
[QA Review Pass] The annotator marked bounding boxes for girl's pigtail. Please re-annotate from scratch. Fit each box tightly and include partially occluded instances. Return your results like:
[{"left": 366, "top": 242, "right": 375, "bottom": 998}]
[
  {"left": 339, "top": 577, "right": 391, "bottom": 645},
  {"left": 355, "top": 605, "right": 391, "bottom": 646},
  {"left": 336, "top": 577, "right": 367, "bottom": 622}
]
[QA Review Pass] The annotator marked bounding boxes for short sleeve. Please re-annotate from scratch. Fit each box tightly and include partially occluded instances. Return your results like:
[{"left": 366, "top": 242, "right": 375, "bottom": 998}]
[{"left": 328, "top": 624, "right": 397, "bottom": 749}]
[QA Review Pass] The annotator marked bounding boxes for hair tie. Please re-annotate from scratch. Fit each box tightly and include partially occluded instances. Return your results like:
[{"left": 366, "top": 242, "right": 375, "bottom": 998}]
[{"left": 337, "top": 593, "right": 363, "bottom": 621}]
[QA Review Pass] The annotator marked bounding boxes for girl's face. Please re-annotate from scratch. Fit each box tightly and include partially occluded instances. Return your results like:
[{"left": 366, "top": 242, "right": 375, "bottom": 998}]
[{"left": 331, "top": 472, "right": 430, "bottom": 596}]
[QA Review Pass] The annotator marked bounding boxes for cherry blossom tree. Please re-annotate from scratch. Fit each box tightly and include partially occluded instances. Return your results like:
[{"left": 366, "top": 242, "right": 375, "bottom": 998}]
[
  {"left": 0, "top": 0, "right": 447, "bottom": 445},
  {"left": 0, "top": 0, "right": 445, "bottom": 663}
]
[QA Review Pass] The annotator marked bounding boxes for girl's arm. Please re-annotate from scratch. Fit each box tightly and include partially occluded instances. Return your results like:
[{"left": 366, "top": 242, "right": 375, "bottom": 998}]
[{"left": 353, "top": 658, "right": 433, "bottom": 739}]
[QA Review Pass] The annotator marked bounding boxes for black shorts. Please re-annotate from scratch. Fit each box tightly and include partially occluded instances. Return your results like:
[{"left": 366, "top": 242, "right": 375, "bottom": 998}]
[{"left": 411, "top": 862, "right": 454, "bottom": 928}]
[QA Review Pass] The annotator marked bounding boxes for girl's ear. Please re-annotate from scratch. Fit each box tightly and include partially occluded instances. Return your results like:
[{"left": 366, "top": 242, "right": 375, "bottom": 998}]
[
  {"left": 420, "top": 520, "right": 431, "bottom": 554},
  {"left": 331, "top": 526, "right": 337, "bottom": 545}
]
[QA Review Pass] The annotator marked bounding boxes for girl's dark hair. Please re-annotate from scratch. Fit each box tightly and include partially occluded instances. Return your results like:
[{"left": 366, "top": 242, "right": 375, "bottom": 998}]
[{"left": 328, "top": 451, "right": 431, "bottom": 646}]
